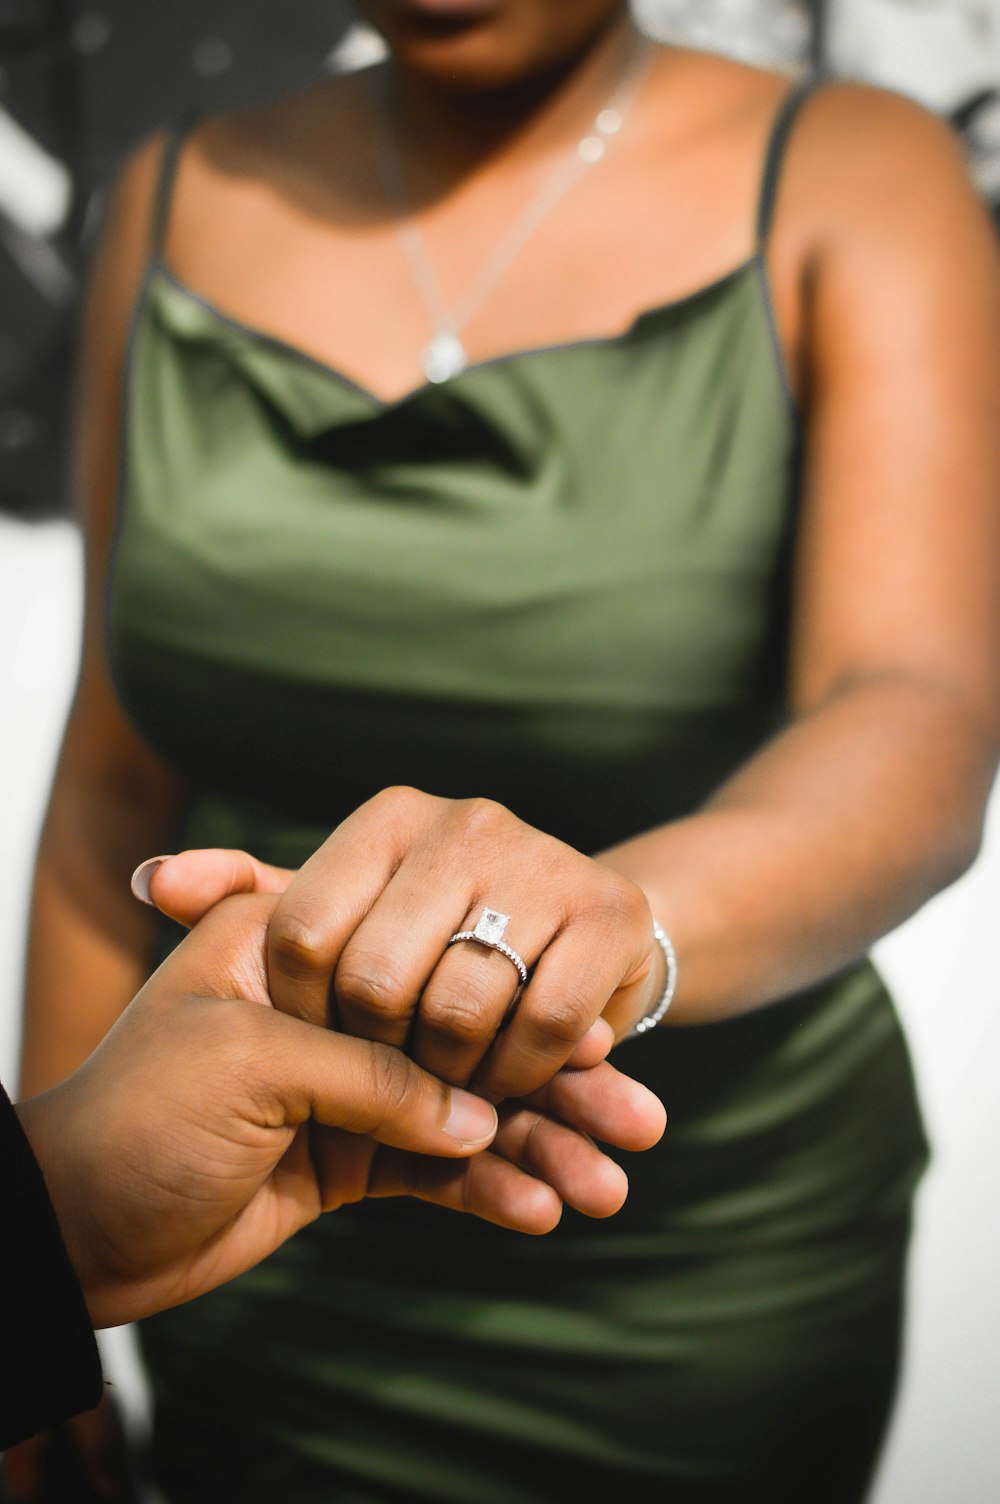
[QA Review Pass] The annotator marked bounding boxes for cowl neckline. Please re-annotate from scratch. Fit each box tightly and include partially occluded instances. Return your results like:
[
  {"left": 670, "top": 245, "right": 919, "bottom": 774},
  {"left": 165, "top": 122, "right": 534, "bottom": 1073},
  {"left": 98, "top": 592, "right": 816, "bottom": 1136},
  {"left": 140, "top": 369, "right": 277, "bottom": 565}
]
[{"left": 144, "top": 257, "right": 762, "bottom": 440}]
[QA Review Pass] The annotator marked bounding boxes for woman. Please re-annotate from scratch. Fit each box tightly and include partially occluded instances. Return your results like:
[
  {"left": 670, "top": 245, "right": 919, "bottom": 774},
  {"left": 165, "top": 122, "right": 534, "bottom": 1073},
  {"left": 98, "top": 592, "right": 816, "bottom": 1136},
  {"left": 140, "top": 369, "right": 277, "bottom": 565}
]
[{"left": 19, "top": 0, "right": 1000, "bottom": 1499}]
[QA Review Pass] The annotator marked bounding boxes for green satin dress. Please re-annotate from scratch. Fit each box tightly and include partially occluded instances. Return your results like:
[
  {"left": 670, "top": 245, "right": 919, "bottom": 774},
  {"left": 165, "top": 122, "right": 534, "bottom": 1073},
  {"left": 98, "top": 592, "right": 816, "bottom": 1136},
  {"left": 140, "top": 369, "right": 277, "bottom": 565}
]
[{"left": 108, "top": 88, "right": 928, "bottom": 1503}]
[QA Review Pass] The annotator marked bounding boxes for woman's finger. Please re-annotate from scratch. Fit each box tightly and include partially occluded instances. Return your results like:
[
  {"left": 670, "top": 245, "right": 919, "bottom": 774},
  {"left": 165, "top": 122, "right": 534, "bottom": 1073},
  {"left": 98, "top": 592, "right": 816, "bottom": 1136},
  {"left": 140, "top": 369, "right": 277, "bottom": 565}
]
[
  {"left": 306, "top": 1125, "right": 564, "bottom": 1236},
  {"left": 269, "top": 790, "right": 551, "bottom": 1054},
  {"left": 404, "top": 904, "right": 550, "bottom": 1085},
  {"left": 264, "top": 789, "right": 434, "bottom": 1026},
  {"left": 470, "top": 896, "right": 654, "bottom": 1103},
  {"left": 132, "top": 848, "right": 292, "bottom": 927},
  {"left": 331, "top": 873, "right": 514, "bottom": 1052},
  {"left": 565, "top": 1018, "right": 616, "bottom": 1070}
]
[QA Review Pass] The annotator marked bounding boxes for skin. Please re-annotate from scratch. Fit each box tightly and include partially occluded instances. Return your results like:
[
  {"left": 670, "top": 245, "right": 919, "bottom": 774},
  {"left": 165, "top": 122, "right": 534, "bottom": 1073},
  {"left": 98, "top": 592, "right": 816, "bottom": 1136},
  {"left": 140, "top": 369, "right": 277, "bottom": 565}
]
[
  {"left": 12, "top": 0, "right": 1000, "bottom": 1484},
  {"left": 16, "top": 891, "right": 663, "bottom": 1331},
  {"left": 16, "top": 894, "right": 499, "bottom": 1332}
]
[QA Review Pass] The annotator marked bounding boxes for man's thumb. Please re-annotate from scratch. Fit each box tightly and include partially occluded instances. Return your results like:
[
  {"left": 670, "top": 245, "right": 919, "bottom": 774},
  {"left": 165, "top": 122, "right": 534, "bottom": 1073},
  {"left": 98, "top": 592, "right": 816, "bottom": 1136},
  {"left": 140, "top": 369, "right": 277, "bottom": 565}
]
[{"left": 266, "top": 1014, "right": 499, "bottom": 1155}]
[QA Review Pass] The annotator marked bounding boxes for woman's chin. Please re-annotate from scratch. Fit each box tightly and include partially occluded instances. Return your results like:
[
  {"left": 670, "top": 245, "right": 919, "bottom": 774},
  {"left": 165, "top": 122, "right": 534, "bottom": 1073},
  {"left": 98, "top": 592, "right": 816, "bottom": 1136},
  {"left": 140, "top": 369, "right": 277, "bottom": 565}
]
[{"left": 356, "top": 0, "right": 628, "bottom": 95}]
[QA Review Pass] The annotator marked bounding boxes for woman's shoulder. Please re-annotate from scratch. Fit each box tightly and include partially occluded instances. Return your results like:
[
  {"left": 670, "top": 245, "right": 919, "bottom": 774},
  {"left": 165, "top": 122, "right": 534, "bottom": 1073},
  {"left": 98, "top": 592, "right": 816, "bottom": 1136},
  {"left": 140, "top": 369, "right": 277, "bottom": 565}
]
[
  {"left": 642, "top": 47, "right": 996, "bottom": 399},
  {"left": 175, "top": 71, "right": 376, "bottom": 201},
  {"left": 652, "top": 43, "right": 963, "bottom": 175},
  {"left": 654, "top": 49, "right": 992, "bottom": 285},
  {"left": 791, "top": 75, "right": 974, "bottom": 199},
  {"left": 124, "top": 72, "right": 379, "bottom": 283},
  {"left": 767, "top": 74, "right": 992, "bottom": 294}
]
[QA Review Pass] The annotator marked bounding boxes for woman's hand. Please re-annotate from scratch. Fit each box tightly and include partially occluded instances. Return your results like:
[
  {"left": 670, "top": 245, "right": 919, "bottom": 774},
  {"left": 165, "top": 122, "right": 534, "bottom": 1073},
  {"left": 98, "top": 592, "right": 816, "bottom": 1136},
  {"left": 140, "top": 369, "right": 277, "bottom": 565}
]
[{"left": 136, "top": 787, "right": 665, "bottom": 1102}]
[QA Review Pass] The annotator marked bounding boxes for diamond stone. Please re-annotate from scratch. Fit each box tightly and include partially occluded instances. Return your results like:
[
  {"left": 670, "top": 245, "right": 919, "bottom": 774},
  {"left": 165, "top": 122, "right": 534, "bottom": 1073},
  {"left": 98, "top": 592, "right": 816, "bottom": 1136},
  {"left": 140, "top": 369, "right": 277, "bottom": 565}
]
[{"left": 474, "top": 909, "right": 510, "bottom": 944}]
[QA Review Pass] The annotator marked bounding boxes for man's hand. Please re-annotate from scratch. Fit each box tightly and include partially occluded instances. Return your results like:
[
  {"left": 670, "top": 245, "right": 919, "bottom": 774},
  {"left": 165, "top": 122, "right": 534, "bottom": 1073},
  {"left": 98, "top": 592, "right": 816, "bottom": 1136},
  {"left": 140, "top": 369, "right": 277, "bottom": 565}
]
[
  {"left": 18, "top": 892, "right": 665, "bottom": 1330},
  {"left": 14, "top": 894, "right": 501, "bottom": 1329}
]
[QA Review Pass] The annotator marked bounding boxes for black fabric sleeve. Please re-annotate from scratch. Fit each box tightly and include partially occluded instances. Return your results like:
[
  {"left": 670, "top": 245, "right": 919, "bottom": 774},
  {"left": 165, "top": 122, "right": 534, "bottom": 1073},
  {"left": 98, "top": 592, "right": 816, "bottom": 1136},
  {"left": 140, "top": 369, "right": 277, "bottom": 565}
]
[{"left": 0, "top": 1082, "right": 103, "bottom": 1450}]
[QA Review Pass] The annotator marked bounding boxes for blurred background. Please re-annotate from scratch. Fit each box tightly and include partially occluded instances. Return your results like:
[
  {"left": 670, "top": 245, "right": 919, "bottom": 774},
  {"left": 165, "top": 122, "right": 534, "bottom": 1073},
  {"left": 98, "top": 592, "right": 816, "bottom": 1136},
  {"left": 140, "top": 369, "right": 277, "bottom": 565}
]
[{"left": 1, "top": 3, "right": 998, "bottom": 1500}]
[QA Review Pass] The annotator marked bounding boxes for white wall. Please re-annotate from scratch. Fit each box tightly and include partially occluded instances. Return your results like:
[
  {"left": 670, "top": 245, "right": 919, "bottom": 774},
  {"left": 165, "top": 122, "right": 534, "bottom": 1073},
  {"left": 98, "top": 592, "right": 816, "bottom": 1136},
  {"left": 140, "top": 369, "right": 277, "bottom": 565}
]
[{"left": 1, "top": 514, "right": 998, "bottom": 1498}]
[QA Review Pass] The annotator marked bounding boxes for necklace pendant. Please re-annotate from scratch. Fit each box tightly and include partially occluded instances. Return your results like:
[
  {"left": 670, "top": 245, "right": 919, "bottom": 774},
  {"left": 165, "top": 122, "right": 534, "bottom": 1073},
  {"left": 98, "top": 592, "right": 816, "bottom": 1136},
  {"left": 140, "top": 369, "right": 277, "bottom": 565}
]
[{"left": 423, "top": 330, "right": 467, "bottom": 384}]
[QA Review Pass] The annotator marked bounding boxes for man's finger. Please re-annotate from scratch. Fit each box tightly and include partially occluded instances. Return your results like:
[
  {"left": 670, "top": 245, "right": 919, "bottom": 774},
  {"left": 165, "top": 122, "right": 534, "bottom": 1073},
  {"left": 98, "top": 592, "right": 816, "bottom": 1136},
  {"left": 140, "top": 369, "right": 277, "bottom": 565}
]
[
  {"left": 367, "top": 1146, "right": 563, "bottom": 1235},
  {"left": 492, "top": 1102, "right": 629, "bottom": 1218},
  {"left": 263, "top": 1011, "right": 499, "bottom": 1156},
  {"left": 523, "top": 1060, "right": 667, "bottom": 1153}
]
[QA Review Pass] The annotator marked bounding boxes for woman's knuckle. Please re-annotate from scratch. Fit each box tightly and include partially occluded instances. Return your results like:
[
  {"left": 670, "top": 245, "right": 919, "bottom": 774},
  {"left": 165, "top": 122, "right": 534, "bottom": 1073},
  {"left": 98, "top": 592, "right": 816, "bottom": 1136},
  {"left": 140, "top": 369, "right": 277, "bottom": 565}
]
[
  {"left": 618, "top": 879, "right": 650, "bottom": 928},
  {"left": 581, "top": 871, "right": 643, "bottom": 929},
  {"left": 600, "top": 870, "right": 634, "bottom": 912},
  {"left": 270, "top": 913, "right": 327, "bottom": 973},
  {"left": 458, "top": 795, "right": 507, "bottom": 839},
  {"left": 421, "top": 987, "right": 488, "bottom": 1045},
  {"left": 535, "top": 989, "right": 593, "bottom": 1043},
  {"left": 336, "top": 955, "right": 410, "bottom": 1021},
  {"left": 371, "top": 784, "right": 421, "bottom": 817},
  {"left": 365, "top": 784, "right": 430, "bottom": 842}
]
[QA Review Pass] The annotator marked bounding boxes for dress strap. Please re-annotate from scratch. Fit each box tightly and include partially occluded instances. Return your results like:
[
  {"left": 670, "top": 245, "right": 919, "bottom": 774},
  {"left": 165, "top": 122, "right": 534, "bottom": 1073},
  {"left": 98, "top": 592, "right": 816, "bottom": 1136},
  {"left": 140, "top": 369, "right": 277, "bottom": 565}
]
[
  {"left": 756, "top": 78, "right": 824, "bottom": 246},
  {"left": 148, "top": 116, "right": 199, "bottom": 262}
]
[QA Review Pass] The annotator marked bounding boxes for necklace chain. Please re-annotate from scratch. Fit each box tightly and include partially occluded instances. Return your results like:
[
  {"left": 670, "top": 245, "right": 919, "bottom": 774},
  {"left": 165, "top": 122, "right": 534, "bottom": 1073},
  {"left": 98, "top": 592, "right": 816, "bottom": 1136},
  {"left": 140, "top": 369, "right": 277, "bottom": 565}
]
[{"left": 375, "top": 37, "right": 657, "bottom": 384}]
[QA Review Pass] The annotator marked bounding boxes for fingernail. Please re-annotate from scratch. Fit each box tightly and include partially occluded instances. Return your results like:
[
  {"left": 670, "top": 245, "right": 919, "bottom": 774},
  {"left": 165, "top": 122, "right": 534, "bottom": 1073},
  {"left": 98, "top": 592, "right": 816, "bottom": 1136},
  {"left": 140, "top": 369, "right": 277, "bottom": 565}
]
[
  {"left": 130, "top": 856, "right": 172, "bottom": 905},
  {"left": 444, "top": 1089, "right": 498, "bottom": 1146}
]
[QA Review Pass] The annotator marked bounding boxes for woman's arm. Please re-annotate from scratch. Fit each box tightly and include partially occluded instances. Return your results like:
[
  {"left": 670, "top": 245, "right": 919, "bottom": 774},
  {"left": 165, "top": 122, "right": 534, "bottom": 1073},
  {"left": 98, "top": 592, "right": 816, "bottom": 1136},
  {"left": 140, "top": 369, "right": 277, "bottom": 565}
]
[
  {"left": 602, "top": 85, "right": 1000, "bottom": 1020},
  {"left": 19, "top": 135, "right": 184, "bottom": 1096}
]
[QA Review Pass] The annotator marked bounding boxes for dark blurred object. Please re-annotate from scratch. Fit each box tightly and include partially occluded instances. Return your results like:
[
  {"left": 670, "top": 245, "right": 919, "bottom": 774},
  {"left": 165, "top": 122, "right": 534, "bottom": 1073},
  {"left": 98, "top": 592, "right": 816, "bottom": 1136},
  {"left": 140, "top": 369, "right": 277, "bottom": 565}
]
[
  {"left": 809, "top": 0, "right": 828, "bottom": 72},
  {"left": 0, "top": 1394, "right": 138, "bottom": 1504},
  {"left": 953, "top": 88, "right": 1000, "bottom": 230},
  {"left": 0, "top": 0, "right": 351, "bottom": 520}
]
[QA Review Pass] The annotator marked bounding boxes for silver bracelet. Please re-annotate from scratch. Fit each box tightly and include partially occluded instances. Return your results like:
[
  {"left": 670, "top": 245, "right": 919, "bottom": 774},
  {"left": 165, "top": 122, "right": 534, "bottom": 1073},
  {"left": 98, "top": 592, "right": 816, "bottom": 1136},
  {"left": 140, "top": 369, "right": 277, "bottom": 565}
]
[{"left": 627, "top": 920, "right": 678, "bottom": 1038}]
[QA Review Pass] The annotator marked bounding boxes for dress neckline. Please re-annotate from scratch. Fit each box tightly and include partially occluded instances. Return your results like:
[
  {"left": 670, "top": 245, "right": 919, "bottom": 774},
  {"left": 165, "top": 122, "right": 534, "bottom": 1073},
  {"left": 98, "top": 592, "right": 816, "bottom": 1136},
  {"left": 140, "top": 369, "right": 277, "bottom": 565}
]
[{"left": 151, "top": 254, "right": 763, "bottom": 412}]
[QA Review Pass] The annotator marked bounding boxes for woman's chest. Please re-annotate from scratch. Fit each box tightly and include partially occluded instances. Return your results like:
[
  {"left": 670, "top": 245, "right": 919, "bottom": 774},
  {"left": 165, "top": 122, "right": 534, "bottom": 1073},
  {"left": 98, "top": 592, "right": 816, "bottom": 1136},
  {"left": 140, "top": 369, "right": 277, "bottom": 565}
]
[{"left": 112, "top": 268, "right": 799, "bottom": 716}]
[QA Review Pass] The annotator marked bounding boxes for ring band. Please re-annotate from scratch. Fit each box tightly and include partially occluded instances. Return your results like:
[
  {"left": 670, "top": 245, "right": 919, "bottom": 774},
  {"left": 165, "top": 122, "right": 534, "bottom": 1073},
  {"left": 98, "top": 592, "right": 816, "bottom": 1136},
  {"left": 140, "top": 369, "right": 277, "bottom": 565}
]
[{"left": 447, "top": 907, "right": 529, "bottom": 986}]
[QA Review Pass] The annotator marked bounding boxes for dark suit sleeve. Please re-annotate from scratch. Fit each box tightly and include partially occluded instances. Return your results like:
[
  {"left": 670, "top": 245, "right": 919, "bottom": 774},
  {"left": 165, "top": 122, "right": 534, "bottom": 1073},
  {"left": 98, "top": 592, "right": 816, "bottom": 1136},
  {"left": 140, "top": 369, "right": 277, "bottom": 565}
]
[{"left": 0, "top": 1082, "right": 103, "bottom": 1449}]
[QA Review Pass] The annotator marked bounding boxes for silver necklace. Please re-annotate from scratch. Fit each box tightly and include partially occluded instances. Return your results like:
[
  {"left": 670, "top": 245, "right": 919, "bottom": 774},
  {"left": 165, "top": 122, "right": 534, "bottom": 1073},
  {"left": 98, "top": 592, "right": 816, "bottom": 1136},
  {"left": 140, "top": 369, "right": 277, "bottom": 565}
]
[{"left": 376, "top": 37, "right": 657, "bottom": 385}]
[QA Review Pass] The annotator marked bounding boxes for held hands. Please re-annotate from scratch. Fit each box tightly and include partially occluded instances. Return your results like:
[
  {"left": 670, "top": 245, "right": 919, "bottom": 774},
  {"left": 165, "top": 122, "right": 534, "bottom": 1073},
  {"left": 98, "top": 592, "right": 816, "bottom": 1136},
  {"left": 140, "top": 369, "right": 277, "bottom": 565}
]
[
  {"left": 18, "top": 788, "right": 666, "bottom": 1330},
  {"left": 15, "top": 894, "right": 503, "bottom": 1328},
  {"left": 20, "top": 887, "right": 661, "bottom": 1329},
  {"left": 129, "top": 787, "right": 667, "bottom": 1246},
  {"left": 141, "top": 786, "right": 667, "bottom": 1096}
]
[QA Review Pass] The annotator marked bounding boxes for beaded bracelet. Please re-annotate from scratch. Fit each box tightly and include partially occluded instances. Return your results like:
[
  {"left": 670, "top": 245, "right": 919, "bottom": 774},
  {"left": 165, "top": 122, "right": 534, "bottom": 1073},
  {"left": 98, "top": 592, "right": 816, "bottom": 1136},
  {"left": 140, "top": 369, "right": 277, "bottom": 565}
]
[{"left": 627, "top": 920, "right": 678, "bottom": 1038}]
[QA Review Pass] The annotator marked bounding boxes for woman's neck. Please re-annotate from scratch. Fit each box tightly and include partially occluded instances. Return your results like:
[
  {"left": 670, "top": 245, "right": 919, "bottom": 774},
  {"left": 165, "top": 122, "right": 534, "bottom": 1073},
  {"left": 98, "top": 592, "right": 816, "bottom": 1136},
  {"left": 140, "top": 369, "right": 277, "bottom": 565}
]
[{"left": 380, "top": 13, "right": 646, "bottom": 190}]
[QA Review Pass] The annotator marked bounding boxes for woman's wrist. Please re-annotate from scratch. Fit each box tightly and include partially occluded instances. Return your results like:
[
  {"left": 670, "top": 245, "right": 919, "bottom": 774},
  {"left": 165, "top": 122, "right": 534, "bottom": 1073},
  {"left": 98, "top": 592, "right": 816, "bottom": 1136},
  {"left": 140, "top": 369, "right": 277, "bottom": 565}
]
[{"left": 626, "top": 919, "right": 678, "bottom": 1038}]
